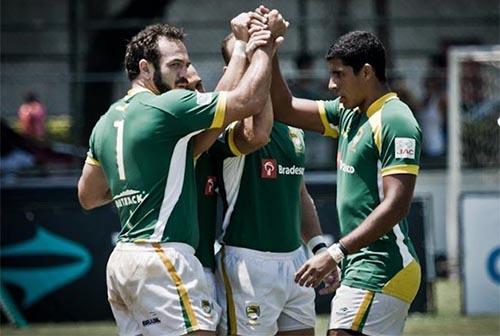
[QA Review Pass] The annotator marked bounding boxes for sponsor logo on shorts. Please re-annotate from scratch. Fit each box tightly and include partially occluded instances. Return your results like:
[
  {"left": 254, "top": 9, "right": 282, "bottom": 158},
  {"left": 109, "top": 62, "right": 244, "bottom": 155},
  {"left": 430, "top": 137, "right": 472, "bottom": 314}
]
[
  {"left": 395, "top": 137, "right": 416, "bottom": 159},
  {"left": 201, "top": 299, "right": 213, "bottom": 315},
  {"left": 261, "top": 159, "right": 277, "bottom": 179},
  {"left": 142, "top": 317, "right": 161, "bottom": 327},
  {"left": 245, "top": 304, "right": 261, "bottom": 325},
  {"left": 337, "top": 307, "right": 349, "bottom": 316},
  {"left": 204, "top": 176, "right": 217, "bottom": 196}
]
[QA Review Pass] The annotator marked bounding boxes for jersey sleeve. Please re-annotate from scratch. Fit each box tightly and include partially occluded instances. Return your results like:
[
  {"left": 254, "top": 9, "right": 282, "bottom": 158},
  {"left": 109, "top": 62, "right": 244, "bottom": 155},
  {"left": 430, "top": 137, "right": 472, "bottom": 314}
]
[
  {"left": 85, "top": 118, "right": 102, "bottom": 166},
  {"left": 379, "top": 109, "right": 422, "bottom": 176},
  {"left": 316, "top": 97, "right": 342, "bottom": 138},
  {"left": 209, "top": 123, "right": 240, "bottom": 160},
  {"left": 155, "top": 89, "right": 226, "bottom": 133}
]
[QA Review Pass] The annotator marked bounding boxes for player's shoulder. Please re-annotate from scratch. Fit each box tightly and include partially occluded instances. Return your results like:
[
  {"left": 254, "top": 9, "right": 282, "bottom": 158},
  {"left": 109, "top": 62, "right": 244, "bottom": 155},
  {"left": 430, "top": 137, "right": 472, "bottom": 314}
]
[
  {"left": 382, "top": 98, "right": 418, "bottom": 125},
  {"left": 148, "top": 89, "right": 216, "bottom": 114}
]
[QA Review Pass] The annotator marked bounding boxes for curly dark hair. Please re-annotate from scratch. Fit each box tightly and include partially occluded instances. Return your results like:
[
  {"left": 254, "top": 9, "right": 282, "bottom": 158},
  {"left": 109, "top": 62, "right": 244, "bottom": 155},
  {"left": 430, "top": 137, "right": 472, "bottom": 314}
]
[
  {"left": 124, "top": 24, "right": 185, "bottom": 81},
  {"left": 325, "top": 31, "right": 387, "bottom": 82}
]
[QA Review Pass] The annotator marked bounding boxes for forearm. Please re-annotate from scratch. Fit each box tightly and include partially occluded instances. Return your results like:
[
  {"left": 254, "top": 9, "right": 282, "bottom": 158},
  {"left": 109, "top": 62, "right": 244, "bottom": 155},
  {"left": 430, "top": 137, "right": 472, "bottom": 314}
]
[
  {"left": 300, "top": 187, "right": 323, "bottom": 242},
  {"left": 215, "top": 42, "right": 247, "bottom": 92},
  {"left": 234, "top": 95, "right": 273, "bottom": 154},
  {"left": 340, "top": 199, "right": 408, "bottom": 254},
  {"left": 225, "top": 44, "right": 273, "bottom": 123},
  {"left": 270, "top": 55, "right": 294, "bottom": 123},
  {"left": 193, "top": 128, "right": 223, "bottom": 157}
]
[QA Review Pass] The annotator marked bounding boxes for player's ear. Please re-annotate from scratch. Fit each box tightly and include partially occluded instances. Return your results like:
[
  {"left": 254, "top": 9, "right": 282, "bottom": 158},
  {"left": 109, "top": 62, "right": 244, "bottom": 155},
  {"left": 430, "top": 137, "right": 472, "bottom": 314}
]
[
  {"left": 139, "top": 59, "right": 153, "bottom": 78},
  {"left": 362, "top": 63, "right": 374, "bottom": 81},
  {"left": 222, "top": 65, "right": 228, "bottom": 74}
]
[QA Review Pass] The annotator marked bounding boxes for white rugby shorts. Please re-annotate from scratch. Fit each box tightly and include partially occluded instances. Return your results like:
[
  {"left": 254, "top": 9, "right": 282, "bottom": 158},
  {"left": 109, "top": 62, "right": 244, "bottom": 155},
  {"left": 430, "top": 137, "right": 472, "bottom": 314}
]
[
  {"left": 107, "top": 242, "right": 221, "bottom": 336},
  {"left": 215, "top": 245, "right": 316, "bottom": 335},
  {"left": 329, "top": 284, "right": 411, "bottom": 336}
]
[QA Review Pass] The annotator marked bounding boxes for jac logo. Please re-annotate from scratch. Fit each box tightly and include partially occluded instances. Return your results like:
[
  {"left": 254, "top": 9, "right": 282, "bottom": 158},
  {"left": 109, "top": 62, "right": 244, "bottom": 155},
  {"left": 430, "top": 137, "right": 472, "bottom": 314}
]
[
  {"left": 395, "top": 137, "right": 416, "bottom": 159},
  {"left": 204, "top": 176, "right": 217, "bottom": 196},
  {"left": 261, "top": 159, "right": 277, "bottom": 179}
]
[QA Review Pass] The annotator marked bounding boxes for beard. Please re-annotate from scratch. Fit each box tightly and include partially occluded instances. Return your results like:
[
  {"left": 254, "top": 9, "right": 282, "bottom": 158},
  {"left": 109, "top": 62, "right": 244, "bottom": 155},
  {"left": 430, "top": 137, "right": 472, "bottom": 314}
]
[{"left": 153, "top": 69, "right": 171, "bottom": 94}]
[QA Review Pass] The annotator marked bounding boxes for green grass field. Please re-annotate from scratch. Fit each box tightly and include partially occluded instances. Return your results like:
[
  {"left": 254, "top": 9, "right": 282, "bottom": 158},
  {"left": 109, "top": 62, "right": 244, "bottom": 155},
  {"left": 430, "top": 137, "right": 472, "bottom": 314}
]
[{"left": 2, "top": 279, "right": 499, "bottom": 336}]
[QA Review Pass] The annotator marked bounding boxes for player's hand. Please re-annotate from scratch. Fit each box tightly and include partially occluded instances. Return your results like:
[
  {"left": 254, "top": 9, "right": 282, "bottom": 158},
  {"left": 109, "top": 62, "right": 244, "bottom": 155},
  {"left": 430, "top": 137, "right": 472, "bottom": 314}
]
[
  {"left": 231, "top": 12, "right": 266, "bottom": 42},
  {"left": 246, "top": 29, "right": 272, "bottom": 59},
  {"left": 294, "top": 250, "right": 337, "bottom": 288},
  {"left": 255, "top": 5, "right": 270, "bottom": 15},
  {"left": 319, "top": 266, "right": 341, "bottom": 295},
  {"left": 266, "top": 9, "right": 289, "bottom": 38}
]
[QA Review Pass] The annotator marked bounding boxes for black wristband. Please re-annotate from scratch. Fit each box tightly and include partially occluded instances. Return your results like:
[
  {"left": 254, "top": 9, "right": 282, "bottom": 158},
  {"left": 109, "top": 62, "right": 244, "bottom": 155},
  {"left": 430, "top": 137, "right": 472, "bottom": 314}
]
[
  {"left": 312, "top": 242, "right": 327, "bottom": 255},
  {"left": 338, "top": 240, "right": 349, "bottom": 256}
]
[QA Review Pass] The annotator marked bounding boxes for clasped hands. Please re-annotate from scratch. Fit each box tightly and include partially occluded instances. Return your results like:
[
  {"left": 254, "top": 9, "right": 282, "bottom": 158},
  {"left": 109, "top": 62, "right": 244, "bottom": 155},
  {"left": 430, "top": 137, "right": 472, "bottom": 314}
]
[{"left": 231, "top": 5, "right": 289, "bottom": 59}]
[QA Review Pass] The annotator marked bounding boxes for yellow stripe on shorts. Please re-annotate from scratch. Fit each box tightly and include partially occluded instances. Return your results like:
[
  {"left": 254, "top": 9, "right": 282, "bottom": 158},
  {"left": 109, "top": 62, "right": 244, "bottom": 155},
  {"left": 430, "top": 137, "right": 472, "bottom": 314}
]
[
  {"left": 152, "top": 243, "right": 199, "bottom": 331},
  {"left": 351, "top": 291, "right": 375, "bottom": 332},
  {"left": 221, "top": 247, "right": 237, "bottom": 335}
]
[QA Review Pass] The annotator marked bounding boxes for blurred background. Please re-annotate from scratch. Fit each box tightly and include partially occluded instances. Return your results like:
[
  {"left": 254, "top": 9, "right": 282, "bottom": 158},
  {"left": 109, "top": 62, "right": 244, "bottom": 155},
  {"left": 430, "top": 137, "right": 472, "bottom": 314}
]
[{"left": 1, "top": 0, "right": 499, "bottom": 334}]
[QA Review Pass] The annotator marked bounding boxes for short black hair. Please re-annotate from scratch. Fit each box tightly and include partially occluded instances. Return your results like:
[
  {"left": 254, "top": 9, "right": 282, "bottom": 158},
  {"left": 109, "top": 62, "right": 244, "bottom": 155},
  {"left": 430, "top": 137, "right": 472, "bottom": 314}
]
[
  {"left": 124, "top": 24, "right": 185, "bottom": 81},
  {"left": 325, "top": 31, "right": 387, "bottom": 82}
]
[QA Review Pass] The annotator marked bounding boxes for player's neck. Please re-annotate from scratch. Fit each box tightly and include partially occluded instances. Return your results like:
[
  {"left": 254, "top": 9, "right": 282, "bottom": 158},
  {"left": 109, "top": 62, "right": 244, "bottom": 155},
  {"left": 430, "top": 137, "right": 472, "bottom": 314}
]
[
  {"left": 131, "top": 79, "right": 160, "bottom": 95},
  {"left": 360, "top": 82, "right": 390, "bottom": 114}
]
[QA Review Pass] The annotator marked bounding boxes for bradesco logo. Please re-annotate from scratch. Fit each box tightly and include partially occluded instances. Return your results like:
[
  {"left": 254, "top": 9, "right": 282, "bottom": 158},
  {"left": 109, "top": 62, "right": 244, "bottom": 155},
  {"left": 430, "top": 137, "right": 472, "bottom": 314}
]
[
  {"left": 261, "top": 159, "right": 277, "bottom": 179},
  {"left": 261, "top": 159, "right": 305, "bottom": 179},
  {"left": 337, "top": 153, "right": 355, "bottom": 174}
]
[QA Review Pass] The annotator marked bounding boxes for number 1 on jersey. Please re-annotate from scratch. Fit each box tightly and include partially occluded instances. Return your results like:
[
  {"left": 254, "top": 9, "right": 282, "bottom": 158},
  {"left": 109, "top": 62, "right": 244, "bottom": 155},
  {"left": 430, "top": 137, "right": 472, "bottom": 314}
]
[{"left": 113, "top": 120, "right": 126, "bottom": 180}]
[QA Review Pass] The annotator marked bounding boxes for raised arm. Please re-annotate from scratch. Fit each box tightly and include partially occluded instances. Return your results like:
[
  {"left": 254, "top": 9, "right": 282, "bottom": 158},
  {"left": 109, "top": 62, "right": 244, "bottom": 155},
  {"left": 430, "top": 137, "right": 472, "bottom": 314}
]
[
  {"left": 193, "top": 12, "right": 256, "bottom": 157},
  {"left": 214, "top": 12, "right": 256, "bottom": 92},
  {"left": 222, "top": 10, "right": 286, "bottom": 126},
  {"left": 270, "top": 55, "right": 326, "bottom": 133}
]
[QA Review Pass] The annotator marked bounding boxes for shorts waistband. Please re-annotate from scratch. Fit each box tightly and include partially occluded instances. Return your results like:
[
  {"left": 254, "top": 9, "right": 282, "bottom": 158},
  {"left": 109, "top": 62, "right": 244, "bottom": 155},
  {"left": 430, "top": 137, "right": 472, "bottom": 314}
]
[
  {"left": 223, "top": 245, "right": 305, "bottom": 260},
  {"left": 114, "top": 241, "right": 195, "bottom": 255}
]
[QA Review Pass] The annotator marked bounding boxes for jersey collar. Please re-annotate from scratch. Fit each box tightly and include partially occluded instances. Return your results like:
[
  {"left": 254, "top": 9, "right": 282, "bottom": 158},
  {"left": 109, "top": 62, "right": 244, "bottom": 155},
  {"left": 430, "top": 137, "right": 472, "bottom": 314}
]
[
  {"left": 366, "top": 92, "right": 398, "bottom": 118},
  {"left": 124, "top": 87, "right": 154, "bottom": 101}
]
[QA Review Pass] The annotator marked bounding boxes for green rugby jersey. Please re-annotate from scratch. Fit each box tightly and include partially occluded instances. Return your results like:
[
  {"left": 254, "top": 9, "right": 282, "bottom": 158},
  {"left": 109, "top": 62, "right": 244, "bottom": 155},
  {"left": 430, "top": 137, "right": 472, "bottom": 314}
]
[
  {"left": 215, "top": 121, "right": 306, "bottom": 252},
  {"left": 318, "top": 92, "right": 422, "bottom": 303},
  {"left": 194, "top": 152, "right": 218, "bottom": 270},
  {"left": 86, "top": 87, "right": 226, "bottom": 248}
]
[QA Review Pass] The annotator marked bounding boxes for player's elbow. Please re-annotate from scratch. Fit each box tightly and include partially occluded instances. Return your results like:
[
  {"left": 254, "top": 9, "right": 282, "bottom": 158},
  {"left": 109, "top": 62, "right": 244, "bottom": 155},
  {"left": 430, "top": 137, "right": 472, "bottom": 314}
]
[
  {"left": 251, "top": 128, "right": 271, "bottom": 149},
  {"left": 78, "top": 180, "right": 96, "bottom": 210},
  {"left": 78, "top": 191, "right": 94, "bottom": 210},
  {"left": 390, "top": 200, "right": 411, "bottom": 222}
]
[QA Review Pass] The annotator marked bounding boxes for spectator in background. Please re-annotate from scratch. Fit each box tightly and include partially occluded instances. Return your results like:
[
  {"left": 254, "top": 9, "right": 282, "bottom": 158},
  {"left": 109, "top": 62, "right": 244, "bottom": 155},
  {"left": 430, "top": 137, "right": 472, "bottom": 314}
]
[
  {"left": 17, "top": 92, "right": 47, "bottom": 141},
  {"left": 417, "top": 55, "right": 447, "bottom": 158}
]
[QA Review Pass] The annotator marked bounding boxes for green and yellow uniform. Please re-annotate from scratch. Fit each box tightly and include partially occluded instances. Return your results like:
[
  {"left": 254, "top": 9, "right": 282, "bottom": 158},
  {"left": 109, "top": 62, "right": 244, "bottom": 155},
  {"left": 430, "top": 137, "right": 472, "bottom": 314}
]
[
  {"left": 86, "top": 87, "right": 226, "bottom": 247},
  {"left": 217, "top": 121, "right": 306, "bottom": 252},
  {"left": 214, "top": 121, "right": 316, "bottom": 335},
  {"left": 318, "top": 92, "right": 422, "bottom": 303},
  {"left": 194, "top": 152, "right": 218, "bottom": 270}
]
